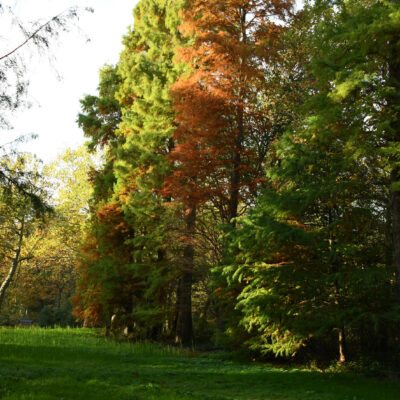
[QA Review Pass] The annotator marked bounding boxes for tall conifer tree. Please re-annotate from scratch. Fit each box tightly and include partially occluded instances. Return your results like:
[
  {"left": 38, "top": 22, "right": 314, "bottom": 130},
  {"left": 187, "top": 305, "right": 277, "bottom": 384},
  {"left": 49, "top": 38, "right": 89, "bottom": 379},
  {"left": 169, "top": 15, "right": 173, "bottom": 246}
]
[
  {"left": 112, "top": 0, "right": 191, "bottom": 342},
  {"left": 226, "top": 0, "right": 400, "bottom": 362}
]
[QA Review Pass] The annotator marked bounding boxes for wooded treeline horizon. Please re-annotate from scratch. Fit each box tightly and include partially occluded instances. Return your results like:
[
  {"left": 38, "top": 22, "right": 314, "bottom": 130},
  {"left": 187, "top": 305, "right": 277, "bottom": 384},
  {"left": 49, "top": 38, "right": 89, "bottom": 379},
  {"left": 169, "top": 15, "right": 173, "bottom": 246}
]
[{"left": 1, "top": 0, "right": 400, "bottom": 367}]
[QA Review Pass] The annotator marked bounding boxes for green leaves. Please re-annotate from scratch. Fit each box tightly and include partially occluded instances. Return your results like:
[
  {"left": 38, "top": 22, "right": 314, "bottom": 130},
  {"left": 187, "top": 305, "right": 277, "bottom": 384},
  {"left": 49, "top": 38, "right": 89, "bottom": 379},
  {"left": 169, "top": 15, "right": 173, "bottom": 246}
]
[{"left": 220, "top": 0, "right": 400, "bottom": 360}]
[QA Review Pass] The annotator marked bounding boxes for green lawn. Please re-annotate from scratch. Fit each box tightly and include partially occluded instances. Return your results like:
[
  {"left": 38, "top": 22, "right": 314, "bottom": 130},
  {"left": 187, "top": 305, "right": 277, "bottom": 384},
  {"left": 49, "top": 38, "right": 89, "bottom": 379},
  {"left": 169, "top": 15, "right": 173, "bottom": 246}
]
[{"left": 0, "top": 328, "right": 398, "bottom": 399}]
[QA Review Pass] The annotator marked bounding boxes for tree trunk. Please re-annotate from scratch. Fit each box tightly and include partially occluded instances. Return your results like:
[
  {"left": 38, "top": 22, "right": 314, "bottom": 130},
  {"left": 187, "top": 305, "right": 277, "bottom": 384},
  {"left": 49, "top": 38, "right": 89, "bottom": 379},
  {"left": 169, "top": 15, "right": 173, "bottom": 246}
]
[
  {"left": 83, "top": 316, "right": 90, "bottom": 328},
  {"left": 216, "top": 304, "right": 225, "bottom": 332},
  {"left": 338, "top": 326, "right": 347, "bottom": 364},
  {"left": 173, "top": 279, "right": 181, "bottom": 339},
  {"left": 391, "top": 171, "right": 400, "bottom": 297},
  {"left": 150, "top": 249, "right": 166, "bottom": 340},
  {"left": 228, "top": 105, "right": 244, "bottom": 225},
  {"left": 56, "top": 286, "right": 63, "bottom": 309},
  {"left": 228, "top": 7, "right": 247, "bottom": 225},
  {"left": 229, "top": 139, "right": 241, "bottom": 224},
  {"left": 175, "top": 205, "right": 196, "bottom": 346},
  {"left": 0, "top": 219, "right": 24, "bottom": 313},
  {"left": 389, "top": 24, "right": 400, "bottom": 298},
  {"left": 0, "top": 257, "right": 19, "bottom": 313}
]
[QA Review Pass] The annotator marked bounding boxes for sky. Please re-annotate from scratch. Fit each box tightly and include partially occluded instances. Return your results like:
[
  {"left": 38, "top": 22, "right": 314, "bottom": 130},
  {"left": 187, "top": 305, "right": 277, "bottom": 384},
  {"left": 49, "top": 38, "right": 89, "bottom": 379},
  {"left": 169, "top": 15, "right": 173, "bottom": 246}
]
[{"left": 0, "top": 0, "right": 140, "bottom": 163}]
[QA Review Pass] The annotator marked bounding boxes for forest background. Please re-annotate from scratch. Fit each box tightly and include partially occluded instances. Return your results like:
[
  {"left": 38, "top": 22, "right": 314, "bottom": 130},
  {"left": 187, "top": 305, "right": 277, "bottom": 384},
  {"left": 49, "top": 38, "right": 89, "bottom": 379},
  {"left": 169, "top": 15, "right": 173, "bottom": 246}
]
[{"left": 1, "top": 0, "right": 400, "bottom": 369}]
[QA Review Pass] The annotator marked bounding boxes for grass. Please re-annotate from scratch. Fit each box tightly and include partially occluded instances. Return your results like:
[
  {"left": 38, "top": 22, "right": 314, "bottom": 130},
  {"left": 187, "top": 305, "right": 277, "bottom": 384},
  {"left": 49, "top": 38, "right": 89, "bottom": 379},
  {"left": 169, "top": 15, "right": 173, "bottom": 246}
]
[{"left": 0, "top": 328, "right": 399, "bottom": 399}]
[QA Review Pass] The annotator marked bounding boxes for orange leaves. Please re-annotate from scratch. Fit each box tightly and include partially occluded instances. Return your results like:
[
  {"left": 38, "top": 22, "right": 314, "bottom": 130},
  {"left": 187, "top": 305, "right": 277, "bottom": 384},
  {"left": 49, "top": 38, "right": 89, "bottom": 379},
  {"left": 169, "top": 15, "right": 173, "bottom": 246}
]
[
  {"left": 163, "top": 0, "right": 294, "bottom": 220},
  {"left": 96, "top": 203, "right": 123, "bottom": 224}
]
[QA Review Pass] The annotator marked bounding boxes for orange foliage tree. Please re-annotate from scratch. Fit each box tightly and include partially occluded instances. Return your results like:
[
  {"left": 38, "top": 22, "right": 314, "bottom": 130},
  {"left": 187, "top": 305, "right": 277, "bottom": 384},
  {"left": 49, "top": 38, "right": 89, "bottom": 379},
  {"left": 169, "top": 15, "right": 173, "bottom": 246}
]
[
  {"left": 162, "top": 0, "right": 295, "bottom": 344},
  {"left": 165, "top": 0, "right": 295, "bottom": 222}
]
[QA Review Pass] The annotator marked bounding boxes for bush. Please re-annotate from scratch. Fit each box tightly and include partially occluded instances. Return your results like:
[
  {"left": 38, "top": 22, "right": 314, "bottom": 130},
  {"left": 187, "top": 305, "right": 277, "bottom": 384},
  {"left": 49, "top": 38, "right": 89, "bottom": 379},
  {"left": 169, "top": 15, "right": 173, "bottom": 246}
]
[{"left": 39, "top": 303, "right": 77, "bottom": 327}]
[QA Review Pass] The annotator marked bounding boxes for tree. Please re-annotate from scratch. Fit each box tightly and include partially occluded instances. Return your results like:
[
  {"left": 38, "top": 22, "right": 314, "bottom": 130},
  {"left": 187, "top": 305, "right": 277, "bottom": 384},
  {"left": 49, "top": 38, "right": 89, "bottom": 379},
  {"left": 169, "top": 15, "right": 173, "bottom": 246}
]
[
  {"left": 78, "top": 65, "right": 122, "bottom": 152},
  {"left": 161, "top": 0, "right": 295, "bottom": 344},
  {"left": 105, "top": 0, "right": 188, "bottom": 342},
  {"left": 0, "top": 3, "right": 93, "bottom": 239},
  {"left": 165, "top": 0, "right": 294, "bottom": 223},
  {"left": 0, "top": 3, "right": 93, "bottom": 128},
  {"left": 224, "top": 0, "right": 400, "bottom": 363},
  {"left": 0, "top": 147, "right": 94, "bottom": 323},
  {"left": 36, "top": 146, "right": 94, "bottom": 309},
  {"left": 0, "top": 155, "right": 50, "bottom": 314},
  {"left": 74, "top": 64, "right": 126, "bottom": 330}
]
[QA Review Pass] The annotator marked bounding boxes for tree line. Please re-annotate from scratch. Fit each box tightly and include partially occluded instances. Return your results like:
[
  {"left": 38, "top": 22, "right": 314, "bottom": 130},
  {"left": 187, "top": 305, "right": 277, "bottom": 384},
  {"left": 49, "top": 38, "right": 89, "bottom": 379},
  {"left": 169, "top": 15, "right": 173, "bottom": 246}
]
[
  {"left": 0, "top": 148, "right": 94, "bottom": 327},
  {"left": 1, "top": 0, "right": 398, "bottom": 366},
  {"left": 73, "top": 0, "right": 400, "bottom": 365}
]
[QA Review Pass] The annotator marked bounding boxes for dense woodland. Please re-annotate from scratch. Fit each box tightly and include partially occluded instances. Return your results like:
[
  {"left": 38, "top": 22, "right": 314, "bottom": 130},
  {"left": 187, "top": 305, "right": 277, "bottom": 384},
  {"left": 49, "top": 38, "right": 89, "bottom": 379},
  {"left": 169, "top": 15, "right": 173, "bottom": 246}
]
[{"left": 1, "top": 0, "right": 400, "bottom": 368}]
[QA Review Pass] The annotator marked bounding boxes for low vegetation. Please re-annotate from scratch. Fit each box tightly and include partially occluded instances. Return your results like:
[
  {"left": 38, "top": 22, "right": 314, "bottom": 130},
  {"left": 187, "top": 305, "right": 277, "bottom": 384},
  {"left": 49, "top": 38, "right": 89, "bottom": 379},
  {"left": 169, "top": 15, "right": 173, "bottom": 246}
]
[{"left": 0, "top": 328, "right": 399, "bottom": 400}]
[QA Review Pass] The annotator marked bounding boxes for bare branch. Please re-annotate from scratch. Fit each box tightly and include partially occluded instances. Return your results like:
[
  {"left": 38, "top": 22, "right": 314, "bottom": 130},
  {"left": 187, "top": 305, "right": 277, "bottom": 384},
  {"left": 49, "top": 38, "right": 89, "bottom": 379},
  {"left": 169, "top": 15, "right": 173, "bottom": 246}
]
[{"left": 0, "top": 7, "right": 75, "bottom": 62}]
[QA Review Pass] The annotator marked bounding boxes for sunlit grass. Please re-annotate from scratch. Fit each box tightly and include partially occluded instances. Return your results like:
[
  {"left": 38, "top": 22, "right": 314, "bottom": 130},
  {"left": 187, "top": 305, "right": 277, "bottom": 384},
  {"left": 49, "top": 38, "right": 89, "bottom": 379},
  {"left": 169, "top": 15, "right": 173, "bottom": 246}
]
[{"left": 0, "top": 328, "right": 399, "bottom": 399}]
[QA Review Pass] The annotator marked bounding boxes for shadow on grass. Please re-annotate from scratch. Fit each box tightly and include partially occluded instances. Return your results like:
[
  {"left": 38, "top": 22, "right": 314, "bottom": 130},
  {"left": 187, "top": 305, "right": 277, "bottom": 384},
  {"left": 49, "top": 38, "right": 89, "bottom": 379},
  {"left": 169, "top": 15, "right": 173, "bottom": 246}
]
[{"left": 0, "top": 338, "right": 399, "bottom": 400}]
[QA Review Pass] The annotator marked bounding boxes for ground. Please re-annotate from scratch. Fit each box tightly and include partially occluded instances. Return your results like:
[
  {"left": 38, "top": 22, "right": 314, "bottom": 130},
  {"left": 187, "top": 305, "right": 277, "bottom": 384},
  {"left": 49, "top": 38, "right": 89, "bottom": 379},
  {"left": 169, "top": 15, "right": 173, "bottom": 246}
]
[{"left": 0, "top": 328, "right": 398, "bottom": 399}]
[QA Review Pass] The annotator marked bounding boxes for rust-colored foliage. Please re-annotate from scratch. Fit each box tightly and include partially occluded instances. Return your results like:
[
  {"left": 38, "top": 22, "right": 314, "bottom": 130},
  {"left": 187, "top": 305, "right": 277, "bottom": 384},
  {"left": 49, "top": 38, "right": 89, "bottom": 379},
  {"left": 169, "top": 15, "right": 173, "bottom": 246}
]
[
  {"left": 163, "top": 0, "right": 294, "bottom": 222},
  {"left": 74, "top": 201, "right": 135, "bottom": 327}
]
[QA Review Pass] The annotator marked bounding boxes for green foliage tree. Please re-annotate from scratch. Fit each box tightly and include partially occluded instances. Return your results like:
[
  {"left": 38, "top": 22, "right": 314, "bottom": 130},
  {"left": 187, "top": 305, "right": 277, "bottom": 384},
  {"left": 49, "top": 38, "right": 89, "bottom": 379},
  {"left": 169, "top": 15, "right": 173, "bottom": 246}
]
[
  {"left": 75, "top": 64, "right": 125, "bottom": 330},
  {"left": 224, "top": 0, "right": 400, "bottom": 363},
  {"left": 0, "top": 147, "right": 94, "bottom": 323},
  {"left": 0, "top": 155, "right": 50, "bottom": 315},
  {"left": 115, "top": 0, "right": 192, "bottom": 343},
  {"left": 75, "top": 0, "right": 193, "bottom": 342}
]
